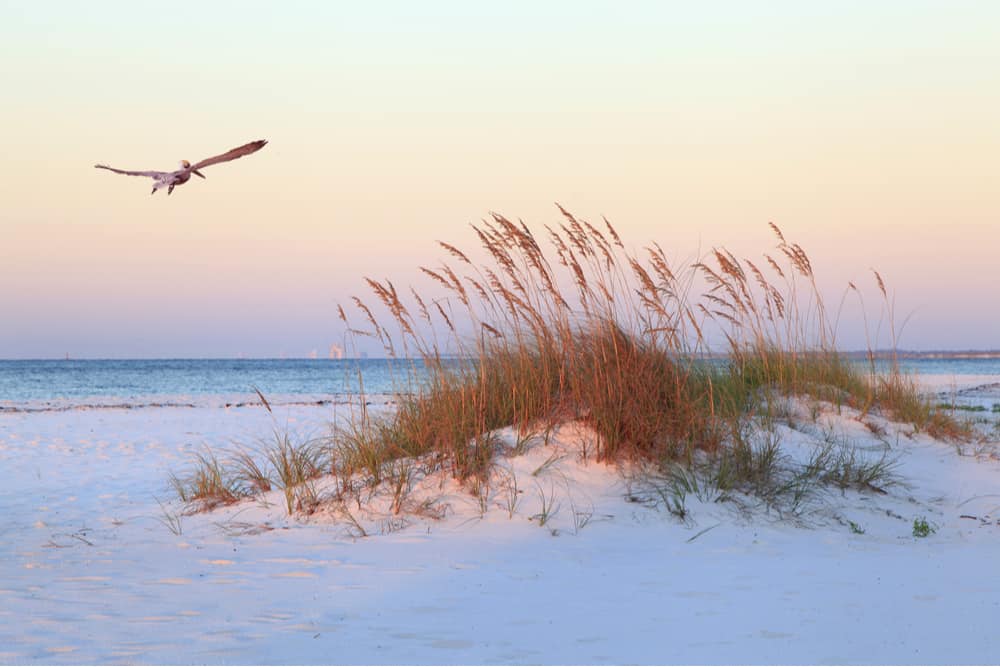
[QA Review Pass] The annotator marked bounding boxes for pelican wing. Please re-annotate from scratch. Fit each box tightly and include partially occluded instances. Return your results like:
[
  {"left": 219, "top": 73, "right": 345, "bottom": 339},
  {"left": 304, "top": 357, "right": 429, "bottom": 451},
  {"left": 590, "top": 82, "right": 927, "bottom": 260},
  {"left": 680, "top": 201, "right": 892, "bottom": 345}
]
[
  {"left": 94, "top": 164, "right": 167, "bottom": 179},
  {"left": 191, "top": 139, "right": 267, "bottom": 171}
]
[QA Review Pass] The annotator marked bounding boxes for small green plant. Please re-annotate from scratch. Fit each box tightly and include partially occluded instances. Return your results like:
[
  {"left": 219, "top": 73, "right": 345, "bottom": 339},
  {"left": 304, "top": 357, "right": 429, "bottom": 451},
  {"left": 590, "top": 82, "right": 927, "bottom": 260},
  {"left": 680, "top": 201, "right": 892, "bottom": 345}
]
[
  {"left": 472, "top": 477, "right": 490, "bottom": 517},
  {"left": 644, "top": 464, "right": 704, "bottom": 522},
  {"left": 496, "top": 466, "right": 522, "bottom": 519},
  {"left": 912, "top": 516, "right": 935, "bottom": 538},
  {"left": 154, "top": 497, "right": 183, "bottom": 536},
  {"left": 513, "top": 426, "right": 538, "bottom": 456},
  {"left": 848, "top": 520, "right": 865, "bottom": 535},
  {"left": 532, "top": 481, "right": 560, "bottom": 527},
  {"left": 532, "top": 452, "right": 566, "bottom": 477},
  {"left": 936, "top": 402, "right": 986, "bottom": 413},
  {"left": 823, "top": 443, "right": 898, "bottom": 493},
  {"left": 663, "top": 486, "right": 688, "bottom": 522},
  {"left": 387, "top": 459, "right": 415, "bottom": 515},
  {"left": 570, "top": 498, "right": 595, "bottom": 535},
  {"left": 378, "top": 517, "right": 410, "bottom": 534},
  {"left": 336, "top": 504, "right": 369, "bottom": 538}
]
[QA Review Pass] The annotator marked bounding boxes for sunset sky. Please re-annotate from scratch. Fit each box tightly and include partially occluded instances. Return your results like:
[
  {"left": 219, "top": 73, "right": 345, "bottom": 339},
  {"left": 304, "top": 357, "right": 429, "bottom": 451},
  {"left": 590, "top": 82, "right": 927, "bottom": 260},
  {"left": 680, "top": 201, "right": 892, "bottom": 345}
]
[{"left": 2, "top": 1, "right": 998, "bottom": 357}]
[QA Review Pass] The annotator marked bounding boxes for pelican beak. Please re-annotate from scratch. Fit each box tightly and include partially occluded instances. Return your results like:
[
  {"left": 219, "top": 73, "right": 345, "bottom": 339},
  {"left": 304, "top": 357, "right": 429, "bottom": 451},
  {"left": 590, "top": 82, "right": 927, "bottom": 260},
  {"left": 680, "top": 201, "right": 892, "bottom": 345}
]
[{"left": 193, "top": 170, "right": 206, "bottom": 179}]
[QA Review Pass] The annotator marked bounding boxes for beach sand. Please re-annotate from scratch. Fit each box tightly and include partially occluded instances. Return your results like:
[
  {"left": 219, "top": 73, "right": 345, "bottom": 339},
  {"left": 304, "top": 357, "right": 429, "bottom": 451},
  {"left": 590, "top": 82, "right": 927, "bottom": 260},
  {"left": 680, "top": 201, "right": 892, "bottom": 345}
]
[{"left": 1, "top": 379, "right": 999, "bottom": 664}]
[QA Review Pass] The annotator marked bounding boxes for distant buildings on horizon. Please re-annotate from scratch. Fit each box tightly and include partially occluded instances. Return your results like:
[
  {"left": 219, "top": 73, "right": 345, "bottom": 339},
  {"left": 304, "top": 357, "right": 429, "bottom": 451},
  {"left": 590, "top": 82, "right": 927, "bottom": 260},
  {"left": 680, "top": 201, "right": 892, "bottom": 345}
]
[
  {"left": 314, "top": 349, "right": 1000, "bottom": 360},
  {"left": 270, "top": 344, "right": 365, "bottom": 360},
  {"left": 36, "top": 348, "right": 1000, "bottom": 361}
]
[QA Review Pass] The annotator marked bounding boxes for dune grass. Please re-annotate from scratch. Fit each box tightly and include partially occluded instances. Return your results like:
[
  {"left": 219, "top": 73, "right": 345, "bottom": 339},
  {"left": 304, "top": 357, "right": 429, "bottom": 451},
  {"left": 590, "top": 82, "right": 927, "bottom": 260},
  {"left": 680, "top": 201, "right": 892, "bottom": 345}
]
[
  {"left": 170, "top": 209, "right": 967, "bottom": 521},
  {"left": 170, "top": 450, "right": 248, "bottom": 511},
  {"left": 170, "top": 429, "right": 330, "bottom": 516},
  {"left": 335, "top": 212, "right": 961, "bottom": 471}
]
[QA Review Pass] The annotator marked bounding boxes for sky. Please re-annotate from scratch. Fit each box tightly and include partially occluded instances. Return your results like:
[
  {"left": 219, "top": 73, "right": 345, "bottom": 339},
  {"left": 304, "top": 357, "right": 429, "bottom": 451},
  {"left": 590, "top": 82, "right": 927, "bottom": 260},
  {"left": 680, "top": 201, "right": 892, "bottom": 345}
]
[{"left": 1, "top": 1, "right": 998, "bottom": 358}]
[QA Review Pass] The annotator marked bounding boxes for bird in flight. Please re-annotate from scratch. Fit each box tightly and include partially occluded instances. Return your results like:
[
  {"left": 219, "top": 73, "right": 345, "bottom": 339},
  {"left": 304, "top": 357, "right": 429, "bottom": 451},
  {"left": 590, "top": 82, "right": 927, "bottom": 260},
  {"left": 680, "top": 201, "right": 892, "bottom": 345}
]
[{"left": 94, "top": 139, "right": 267, "bottom": 195}]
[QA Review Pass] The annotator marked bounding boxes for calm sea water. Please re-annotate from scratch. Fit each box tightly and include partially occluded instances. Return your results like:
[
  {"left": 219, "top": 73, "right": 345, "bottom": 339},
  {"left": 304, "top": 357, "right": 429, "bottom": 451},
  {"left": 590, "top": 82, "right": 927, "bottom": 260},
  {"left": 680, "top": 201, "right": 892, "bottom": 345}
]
[
  {"left": 0, "top": 359, "right": 425, "bottom": 407},
  {"left": 1, "top": 357, "right": 999, "bottom": 409}
]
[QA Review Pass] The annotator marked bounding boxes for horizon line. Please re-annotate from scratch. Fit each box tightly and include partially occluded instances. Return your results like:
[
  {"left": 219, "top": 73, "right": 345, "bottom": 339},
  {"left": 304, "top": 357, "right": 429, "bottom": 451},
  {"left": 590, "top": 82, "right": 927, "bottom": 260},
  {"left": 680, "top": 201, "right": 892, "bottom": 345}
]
[{"left": 4, "top": 349, "right": 1000, "bottom": 362}]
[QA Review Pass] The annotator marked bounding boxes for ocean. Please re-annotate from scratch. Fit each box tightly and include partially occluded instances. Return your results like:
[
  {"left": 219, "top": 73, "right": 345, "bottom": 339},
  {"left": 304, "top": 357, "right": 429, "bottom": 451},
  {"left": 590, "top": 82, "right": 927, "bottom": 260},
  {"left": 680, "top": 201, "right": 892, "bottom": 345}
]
[
  {"left": 0, "top": 359, "right": 419, "bottom": 410},
  {"left": 1, "top": 357, "right": 999, "bottom": 410}
]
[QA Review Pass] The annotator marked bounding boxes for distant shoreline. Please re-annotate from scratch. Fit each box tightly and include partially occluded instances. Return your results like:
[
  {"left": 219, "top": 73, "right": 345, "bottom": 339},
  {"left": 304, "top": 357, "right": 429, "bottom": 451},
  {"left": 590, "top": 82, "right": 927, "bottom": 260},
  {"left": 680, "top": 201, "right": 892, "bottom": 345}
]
[
  {"left": 3, "top": 351, "right": 1000, "bottom": 362},
  {"left": 844, "top": 350, "right": 1000, "bottom": 360}
]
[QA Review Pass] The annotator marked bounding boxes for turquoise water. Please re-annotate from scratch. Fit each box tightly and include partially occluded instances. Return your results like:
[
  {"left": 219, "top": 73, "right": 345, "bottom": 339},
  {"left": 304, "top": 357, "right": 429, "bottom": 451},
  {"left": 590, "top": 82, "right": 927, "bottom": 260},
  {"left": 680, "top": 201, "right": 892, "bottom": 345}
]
[
  {"left": 890, "top": 357, "right": 1000, "bottom": 377},
  {"left": 0, "top": 359, "right": 425, "bottom": 405},
  {"left": 1, "top": 357, "right": 998, "bottom": 408}
]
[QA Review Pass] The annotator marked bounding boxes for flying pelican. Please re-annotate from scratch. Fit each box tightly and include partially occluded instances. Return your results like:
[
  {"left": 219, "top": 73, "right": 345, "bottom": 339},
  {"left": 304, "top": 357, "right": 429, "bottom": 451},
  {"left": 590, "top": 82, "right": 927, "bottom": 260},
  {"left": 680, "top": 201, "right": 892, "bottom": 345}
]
[{"left": 94, "top": 139, "right": 267, "bottom": 195}]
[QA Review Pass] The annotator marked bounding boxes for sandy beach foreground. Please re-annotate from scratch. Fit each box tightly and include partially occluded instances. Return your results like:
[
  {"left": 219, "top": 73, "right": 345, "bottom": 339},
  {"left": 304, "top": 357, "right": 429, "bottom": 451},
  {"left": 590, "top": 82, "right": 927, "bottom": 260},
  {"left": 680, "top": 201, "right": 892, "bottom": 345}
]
[{"left": 1, "top": 378, "right": 1000, "bottom": 664}]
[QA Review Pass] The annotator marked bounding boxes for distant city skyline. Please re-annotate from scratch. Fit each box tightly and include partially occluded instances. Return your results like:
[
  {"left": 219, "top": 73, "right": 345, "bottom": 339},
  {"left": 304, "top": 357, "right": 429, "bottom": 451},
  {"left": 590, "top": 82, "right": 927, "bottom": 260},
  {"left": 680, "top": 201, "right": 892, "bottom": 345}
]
[{"left": 27, "top": 348, "right": 1000, "bottom": 362}]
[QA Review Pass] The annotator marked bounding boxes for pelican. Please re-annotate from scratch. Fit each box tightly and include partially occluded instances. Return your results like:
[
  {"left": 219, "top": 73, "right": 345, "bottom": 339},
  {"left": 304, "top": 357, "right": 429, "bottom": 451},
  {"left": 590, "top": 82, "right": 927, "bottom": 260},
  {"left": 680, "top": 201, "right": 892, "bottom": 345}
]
[{"left": 94, "top": 139, "right": 267, "bottom": 195}]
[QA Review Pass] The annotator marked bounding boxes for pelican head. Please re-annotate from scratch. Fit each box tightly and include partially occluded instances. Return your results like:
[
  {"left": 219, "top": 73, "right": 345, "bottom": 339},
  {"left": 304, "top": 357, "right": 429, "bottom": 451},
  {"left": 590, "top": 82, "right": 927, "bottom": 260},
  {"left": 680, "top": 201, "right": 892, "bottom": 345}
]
[{"left": 179, "top": 159, "right": 206, "bottom": 179}]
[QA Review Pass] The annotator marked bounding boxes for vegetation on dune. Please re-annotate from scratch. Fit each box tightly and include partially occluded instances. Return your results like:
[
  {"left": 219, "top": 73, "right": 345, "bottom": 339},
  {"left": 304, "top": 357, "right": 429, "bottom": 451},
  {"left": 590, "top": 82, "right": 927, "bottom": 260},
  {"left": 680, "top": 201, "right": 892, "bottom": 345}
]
[{"left": 169, "top": 209, "right": 970, "bottom": 524}]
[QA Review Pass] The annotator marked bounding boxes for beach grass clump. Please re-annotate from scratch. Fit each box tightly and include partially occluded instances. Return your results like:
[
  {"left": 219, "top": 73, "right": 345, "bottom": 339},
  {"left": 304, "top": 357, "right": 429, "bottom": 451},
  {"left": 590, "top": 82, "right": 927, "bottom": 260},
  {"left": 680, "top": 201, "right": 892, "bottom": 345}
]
[
  {"left": 341, "top": 210, "right": 960, "bottom": 463},
  {"left": 340, "top": 210, "right": 731, "bottom": 474},
  {"left": 326, "top": 209, "right": 967, "bottom": 512},
  {"left": 936, "top": 403, "right": 988, "bottom": 413},
  {"left": 170, "top": 430, "right": 331, "bottom": 515},
  {"left": 875, "top": 373, "right": 972, "bottom": 439},
  {"left": 726, "top": 345, "right": 872, "bottom": 411},
  {"left": 170, "top": 208, "right": 967, "bottom": 524},
  {"left": 635, "top": 426, "right": 900, "bottom": 519},
  {"left": 231, "top": 448, "right": 272, "bottom": 495},
  {"left": 803, "top": 437, "right": 899, "bottom": 493},
  {"left": 169, "top": 450, "right": 249, "bottom": 511},
  {"left": 262, "top": 431, "right": 330, "bottom": 514}
]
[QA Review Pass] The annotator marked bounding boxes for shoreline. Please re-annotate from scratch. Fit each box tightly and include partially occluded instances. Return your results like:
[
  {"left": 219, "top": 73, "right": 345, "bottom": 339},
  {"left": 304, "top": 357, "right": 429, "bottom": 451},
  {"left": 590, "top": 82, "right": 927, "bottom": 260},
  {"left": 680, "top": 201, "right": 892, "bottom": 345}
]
[
  {"left": 5, "top": 348, "right": 1000, "bottom": 361},
  {"left": 0, "top": 393, "right": 400, "bottom": 414},
  {"left": 3, "top": 371, "right": 1000, "bottom": 414}
]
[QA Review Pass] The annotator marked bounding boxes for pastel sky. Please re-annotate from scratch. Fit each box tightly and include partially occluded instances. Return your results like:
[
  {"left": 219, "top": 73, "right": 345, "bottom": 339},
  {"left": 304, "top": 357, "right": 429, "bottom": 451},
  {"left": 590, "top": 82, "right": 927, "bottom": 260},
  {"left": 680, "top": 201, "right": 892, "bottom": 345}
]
[{"left": 2, "top": 1, "right": 998, "bottom": 358}]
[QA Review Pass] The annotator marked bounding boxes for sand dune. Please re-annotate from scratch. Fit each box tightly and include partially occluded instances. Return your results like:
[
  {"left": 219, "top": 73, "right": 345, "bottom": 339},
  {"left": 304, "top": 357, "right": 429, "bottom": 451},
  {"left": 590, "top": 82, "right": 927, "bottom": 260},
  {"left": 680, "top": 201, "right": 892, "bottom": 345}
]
[{"left": 1, "top": 382, "right": 999, "bottom": 663}]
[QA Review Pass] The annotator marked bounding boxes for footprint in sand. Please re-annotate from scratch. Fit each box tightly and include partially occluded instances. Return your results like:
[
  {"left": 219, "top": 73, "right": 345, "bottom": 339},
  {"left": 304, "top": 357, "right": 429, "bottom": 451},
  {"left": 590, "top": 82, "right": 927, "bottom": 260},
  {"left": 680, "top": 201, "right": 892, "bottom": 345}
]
[
  {"left": 253, "top": 612, "right": 294, "bottom": 624},
  {"left": 430, "top": 639, "right": 475, "bottom": 649},
  {"left": 262, "top": 557, "right": 330, "bottom": 565},
  {"left": 449, "top": 562, "right": 478, "bottom": 570}
]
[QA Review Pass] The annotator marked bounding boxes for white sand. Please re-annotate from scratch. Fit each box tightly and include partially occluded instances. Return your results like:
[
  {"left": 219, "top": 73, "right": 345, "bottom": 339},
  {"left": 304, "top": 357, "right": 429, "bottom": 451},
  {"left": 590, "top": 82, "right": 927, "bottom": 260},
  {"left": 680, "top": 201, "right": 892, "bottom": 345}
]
[{"left": 1, "top": 388, "right": 999, "bottom": 664}]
